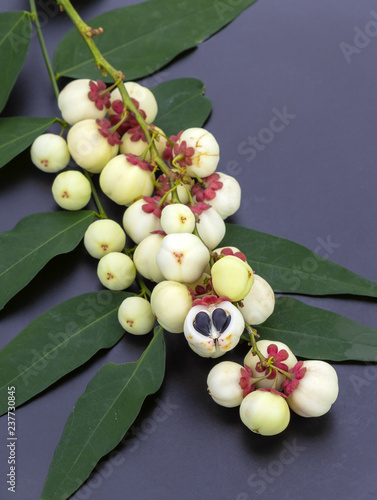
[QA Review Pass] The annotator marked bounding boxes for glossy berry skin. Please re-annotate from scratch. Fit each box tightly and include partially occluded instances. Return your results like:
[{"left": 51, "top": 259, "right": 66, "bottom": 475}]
[
  {"left": 58, "top": 79, "right": 108, "bottom": 125},
  {"left": 237, "top": 274, "right": 275, "bottom": 325},
  {"left": 207, "top": 361, "right": 244, "bottom": 407},
  {"left": 31, "top": 134, "right": 70, "bottom": 173},
  {"left": 240, "top": 390, "right": 290, "bottom": 436},
  {"left": 84, "top": 219, "right": 126, "bottom": 259},
  {"left": 211, "top": 255, "right": 254, "bottom": 302},
  {"left": 51, "top": 170, "right": 91, "bottom": 211},
  {"left": 287, "top": 360, "right": 339, "bottom": 418},
  {"left": 118, "top": 297, "right": 155, "bottom": 335},
  {"left": 97, "top": 252, "right": 136, "bottom": 290}
]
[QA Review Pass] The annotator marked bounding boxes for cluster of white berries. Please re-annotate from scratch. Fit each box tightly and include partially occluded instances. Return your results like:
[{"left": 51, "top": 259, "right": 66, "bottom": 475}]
[
  {"left": 30, "top": 77, "right": 339, "bottom": 436},
  {"left": 207, "top": 339, "right": 339, "bottom": 436}
]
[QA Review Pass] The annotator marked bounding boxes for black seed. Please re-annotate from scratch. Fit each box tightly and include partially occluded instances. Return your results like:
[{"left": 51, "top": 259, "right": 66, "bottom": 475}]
[
  {"left": 193, "top": 311, "right": 211, "bottom": 336},
  {"left": 212, "top": 308, "right": 231, "bottom": 334}
]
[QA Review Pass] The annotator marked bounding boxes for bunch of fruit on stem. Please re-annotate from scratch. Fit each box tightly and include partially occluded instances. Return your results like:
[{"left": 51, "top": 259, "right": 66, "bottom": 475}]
[{"left": 30, "top": 77, "right": 339, "bottom": 436}]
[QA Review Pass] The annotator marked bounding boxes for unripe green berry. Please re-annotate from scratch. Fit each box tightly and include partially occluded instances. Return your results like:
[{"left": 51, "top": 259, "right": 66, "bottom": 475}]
[
  {"left": 207, "top": 361, "right": 244, "bottom": 407},
  {"left": 118, "top": 297, "right": 155, "bottom": 335},
  {"left": 30, "top": 134, "right": 70, "bottom": 173},
  {"left": 240, "top": 390, "right": 290, "bottom": 436},
  {"left": 97, "top": 252, "right": 136, "bottom": 290},
  {"left": 51, "top": 170, "right": 91, "bottom": 211},
  {"left": 100, "top": 154, "right": 155, "bottom": 206},
  {"left": 150, "top": 280, "right": 193, "bottom": 333},
  {"left": 211, "top": 255, "right": 254, "bottom": 302},
  {"left": 84, "top": 219, "right": 126, "bottom": 259},
  {"left": 67, "top": 119, "right": 119, "bottom": 173}
]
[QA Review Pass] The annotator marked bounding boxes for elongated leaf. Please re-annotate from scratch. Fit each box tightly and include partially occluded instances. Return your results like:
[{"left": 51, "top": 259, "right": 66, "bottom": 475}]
[
  {"left": 0, "top": 11, "right": 32, "bottom": 113},
  {"left": 0, "top": 210, "right": 95, "bottom": 310},
  {"left": 252, "top": 297, "right": 377, "bottom": 362},
  {"left": 222, "top": 224, "right": 377, "bottom": 298},
  {"left": 53, "top": 0, "right": 258, "bottom": 81},
  {"left": 153, "top": 78, "right": 211, "bottom": 136},
  {"left": 0, "top": 116, "right": 57, "bottom": 169},
  {"left": 0, "top": 291, "right": 132, "bottom": 416},
  {"left": 41, "top": 327, "right": 165, "bottom": 500}
]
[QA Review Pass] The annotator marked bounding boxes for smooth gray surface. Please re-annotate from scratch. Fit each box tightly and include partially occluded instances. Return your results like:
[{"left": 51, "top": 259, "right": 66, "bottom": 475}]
[{"left": 1, "top": 0, "right": 377, "bottom": 499}]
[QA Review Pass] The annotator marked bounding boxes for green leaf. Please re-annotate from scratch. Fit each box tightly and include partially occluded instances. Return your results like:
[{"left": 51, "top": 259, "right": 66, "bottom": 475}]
[
  {"left": 222, "top": 224, "right": 377, "bottom": 298},
  {"left": 53, "top": 0, "right": 258, "bottom": 81},
  {"left": 254, "top": 297, "right": 377, "bottom": 362},
  {"left": 0, "top": 11, "right": 32, "bottom": 113},
  {"left": 0, "top": 291, "right": 132, "bottom": 416},
  {"left": 41, "top": 327, "right": 165, "bottom": 500},
  {"left": 0, "top": 210, "right": 95, "bottom": 310},
  {"left": 0, "top": 116, "right": 57, "bottom": 169},
  {"left": 152, "top": 78, "right": 212, "bottom": 136}
]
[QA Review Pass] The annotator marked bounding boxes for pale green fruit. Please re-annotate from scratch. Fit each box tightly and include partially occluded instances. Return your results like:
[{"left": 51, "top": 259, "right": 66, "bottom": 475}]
[
  {"left": 84, "top": 219, "right": 126, "bottom": 259},
  {"left": 100, "top": 154, "right": 154, "bottom": 206},
  {"left": 240, "top": 390, "right": 290, "bottom": 436},
  {"left": 67, "top": 119, "right": 119, "bottom": 173},
  {"left": 207, "top": 361, "right": 244, "bottom": 407},
  {"left": 244, "top": 340, "right": 297, "bottom": 391},
  {"left": 238, "top": 274, "right": 275, "bottom": 325},
  {"left": 97, "top": 252, "right": 136, "bottom": 290},
  {"left": 211, "top": 255, "right": 254, "bottom": 302},
  {"left": 150, "top": 280, "right": 193, "bottom": 333},
  {"left": 176, "top": 128, "right": 219, "bottom": 178},
  {"left": 118, "top": 297, "right": 156, "bottom": 335},
  {"left": 287, "top": 360, "right": 339, "bottom": 418},
  {"left": 31, "top": 134, "right": 70, "bottom": 173},
  {"left": 51, "top": 170, "right": 91, "bottom": 210},
  {"left": 160, "top": 204, "right": 196, "bottom": 234},
  {"left": 58, "top": 79, "right": 108, "bottom": 125},
  {"left": 156, "top": 233, "right": 210, "bottom": 284}
]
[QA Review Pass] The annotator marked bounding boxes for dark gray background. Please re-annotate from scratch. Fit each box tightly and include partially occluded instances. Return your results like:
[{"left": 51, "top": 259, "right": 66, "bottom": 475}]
[{"left": 1, "top": 0, "right": 377, "bottom": 499}]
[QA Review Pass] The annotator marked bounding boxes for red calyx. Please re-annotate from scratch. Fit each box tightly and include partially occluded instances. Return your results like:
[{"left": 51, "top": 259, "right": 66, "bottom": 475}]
[
  {"left": 88, "top": 80, "right": 111, "bottom": 110},
  {"left": 96, "top": 119, "right": 122, "bottom": 146},
  {"left": 192, "top": 173, "right": 223, "bottom": 202}
]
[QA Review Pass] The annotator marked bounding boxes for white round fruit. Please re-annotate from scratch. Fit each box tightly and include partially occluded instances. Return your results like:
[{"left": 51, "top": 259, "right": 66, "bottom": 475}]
[
  {"left": 287, "top": 360, "right": 339, "bottom": 418},
  {"left": 176, "top": 128, "right": 219, "bottom": 178},
  {"left": 97, "top": 252, "right": 136, "bottom": 290},
  {"left": 67, "top": 119, "right": 119, "bottom": 173},
  {"left": 156, "top": 233, "right": 210, "bottom": 283},
  {"left": 237, "top": 274, "right": 275, "bottom": 325},
  {"left": 118, "top": 297, "right": 156, "bottom": 335},
  {"left": 58, "top": 79, "right": 108, "bottom": 125},
  {"left": 196, "top": 206, "right": 226, "bottom": 250},
  {"left": 133, "top": 233, "right": 165, "bottom": 283},
  {"left": 240, "top": 390, "right": 290, "bottom": 436},
  {"left": 206, "top": 172, "right": 241, "bottom": 220},
  {"left": 51, "top": 170, "right": 91, "bottom": 210},
  {"left": 119, "top": 126, "right": 165, "bottom": 160},
  {"left": 160, "top": 204, "right": 196, "bottom": 234},
  {"left": 84, "top": 219, "right": 126, "bottom": 259},
  {"left": 207, "top": 361, "right": 244, "bottom": 407},
  {"left": 122, "top": 198, "right": 163, "bottom": 244},
  {"left": 30, "top": 134, "right": 70, "bottom": 173}
]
